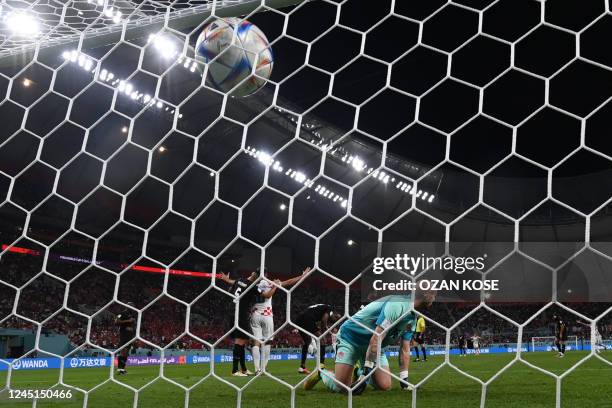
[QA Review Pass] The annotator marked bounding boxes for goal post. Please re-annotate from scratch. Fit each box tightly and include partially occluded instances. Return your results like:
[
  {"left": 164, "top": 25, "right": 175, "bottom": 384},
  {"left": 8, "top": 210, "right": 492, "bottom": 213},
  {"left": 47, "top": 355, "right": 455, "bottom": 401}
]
[{"left": 531, "top": 336, "right": 579, "bottom": 352}]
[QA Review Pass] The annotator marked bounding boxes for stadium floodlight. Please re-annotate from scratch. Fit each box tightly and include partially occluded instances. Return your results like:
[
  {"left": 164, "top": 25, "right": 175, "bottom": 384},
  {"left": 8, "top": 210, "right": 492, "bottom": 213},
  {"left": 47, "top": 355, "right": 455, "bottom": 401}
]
[
  {"left": 294, "top": 172, "right": 306, "bottom": 183},
  {"left": 257, "top": 151, "right": 273, "bottom": 166},
  {"left": 279, "top": 203, "right": 287, "bottom": 211},
  {"left": 149, "top": 34, "right": 178, "bottom": 59},
  {"left": 351, "top": 156, "right": 365, "bottom": 172},
  {"left": 4, "top": 12, "right": 39, "bottom": 37}
]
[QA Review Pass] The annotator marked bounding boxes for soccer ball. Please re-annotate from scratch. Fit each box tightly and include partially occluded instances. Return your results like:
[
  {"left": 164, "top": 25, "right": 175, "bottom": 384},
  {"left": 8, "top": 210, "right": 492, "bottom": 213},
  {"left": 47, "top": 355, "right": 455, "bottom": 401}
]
[
  {"left": 308, "top": 339, "right": 317, "bottom": 355},
  {"left": 195, "top": 17, "right": 273, "bottom": 97}
]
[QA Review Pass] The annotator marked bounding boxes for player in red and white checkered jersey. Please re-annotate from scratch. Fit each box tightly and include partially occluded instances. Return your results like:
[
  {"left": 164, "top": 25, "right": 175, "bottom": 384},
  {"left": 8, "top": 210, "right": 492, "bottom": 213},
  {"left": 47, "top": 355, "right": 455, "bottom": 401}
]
[{"left": 250, "top": 266, "right": 311, "bottom": 373}]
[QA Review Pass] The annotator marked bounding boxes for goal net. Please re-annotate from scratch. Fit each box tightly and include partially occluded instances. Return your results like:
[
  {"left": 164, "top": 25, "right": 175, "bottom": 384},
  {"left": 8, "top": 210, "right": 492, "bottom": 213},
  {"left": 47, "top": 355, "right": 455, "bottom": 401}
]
[
  {"left": 0, "top": 0, "right": 611, "bottom": 407},
  {"left": 530, "top": 336, "right": 579, "bottom": 352}
]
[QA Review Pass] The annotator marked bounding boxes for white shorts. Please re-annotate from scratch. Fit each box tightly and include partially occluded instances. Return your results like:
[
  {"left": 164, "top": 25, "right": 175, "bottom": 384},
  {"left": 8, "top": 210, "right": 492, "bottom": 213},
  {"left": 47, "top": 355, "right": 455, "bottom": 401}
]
[
  {"left": 250, "top": 314, "right": 274, "bottom": 342},
  {"left": 473, "top": 342, "right": 479, "bottom": 348}
]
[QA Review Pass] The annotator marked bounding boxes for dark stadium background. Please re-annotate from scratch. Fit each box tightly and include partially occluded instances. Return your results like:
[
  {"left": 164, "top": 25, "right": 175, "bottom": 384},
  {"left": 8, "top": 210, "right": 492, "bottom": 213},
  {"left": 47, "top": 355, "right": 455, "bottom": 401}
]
[{"left": 0, "top": 0, "right": 611, "bottom": 359}]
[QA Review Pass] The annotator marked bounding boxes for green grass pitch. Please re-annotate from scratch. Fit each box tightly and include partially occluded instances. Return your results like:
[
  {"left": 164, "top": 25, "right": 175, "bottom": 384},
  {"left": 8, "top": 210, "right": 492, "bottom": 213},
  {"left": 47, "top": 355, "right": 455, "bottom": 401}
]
[{"left": 2, "top": 351, "right": 611, "bottom": 407}]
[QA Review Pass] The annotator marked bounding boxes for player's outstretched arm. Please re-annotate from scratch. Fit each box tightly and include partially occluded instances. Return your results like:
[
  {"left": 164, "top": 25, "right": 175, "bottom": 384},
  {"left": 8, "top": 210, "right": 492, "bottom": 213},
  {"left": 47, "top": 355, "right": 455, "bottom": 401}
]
[
  {"left": 218, "top": 272, "right": 236, "bottom": 285},
  {"left": 279, "top": 266, "right": 311, "bottom": 287}
]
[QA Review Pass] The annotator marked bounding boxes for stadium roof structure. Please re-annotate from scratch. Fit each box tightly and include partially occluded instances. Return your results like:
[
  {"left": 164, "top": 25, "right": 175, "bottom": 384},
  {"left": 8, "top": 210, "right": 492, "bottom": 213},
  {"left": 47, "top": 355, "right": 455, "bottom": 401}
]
[
  {"left": 0, "top": 0, "right": 608, "bottom": 284},
  {"left": 0, "top": 0, "right": 605, "bottom": 281}
]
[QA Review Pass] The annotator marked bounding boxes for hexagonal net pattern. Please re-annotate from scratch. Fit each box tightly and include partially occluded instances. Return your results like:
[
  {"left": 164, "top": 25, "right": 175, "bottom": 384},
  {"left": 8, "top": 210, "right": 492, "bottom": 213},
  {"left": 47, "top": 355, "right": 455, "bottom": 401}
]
[
  {"left": 0, "top": 0, "right": 300, "bottom": 57},
  {"left": 0, "top": 0, "right": 611, "bottom": 407}
]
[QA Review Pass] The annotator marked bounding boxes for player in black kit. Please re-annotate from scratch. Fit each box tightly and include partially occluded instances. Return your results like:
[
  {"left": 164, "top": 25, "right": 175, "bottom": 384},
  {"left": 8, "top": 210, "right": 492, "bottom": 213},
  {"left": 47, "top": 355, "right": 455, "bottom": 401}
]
[
  {"left": 115, "top": 304, "right": 136, "bottom": 375},
  {"left": 220, "top": 271, "right": 258, "bottom": 376},
  {"left": 553, "top": 314, "right": 568, "bottom": 357},
  {"left": 458, "top": 334, "right": 467, "bottom": 357},
  {"left": 294, "top": 304, "right": 335, "bottom": 374}
]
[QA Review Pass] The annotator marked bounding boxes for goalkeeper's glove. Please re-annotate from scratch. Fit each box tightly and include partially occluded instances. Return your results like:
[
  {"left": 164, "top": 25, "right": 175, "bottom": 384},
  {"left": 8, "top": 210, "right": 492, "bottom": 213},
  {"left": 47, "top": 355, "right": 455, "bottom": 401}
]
[
  {"left": 352, "top": 360, "right": 374, "bottom": 395},
  {"left": 399, "top": 370, "right": 411, "bottom": 390}
]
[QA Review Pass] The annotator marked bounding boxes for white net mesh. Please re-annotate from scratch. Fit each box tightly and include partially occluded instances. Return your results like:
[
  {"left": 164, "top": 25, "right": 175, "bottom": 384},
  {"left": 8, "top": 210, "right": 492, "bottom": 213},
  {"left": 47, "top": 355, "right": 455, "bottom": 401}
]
[
  {"left": 0, "top": 0, "right": 298, "bottom": 57},
  {"left": 0, "top": 0, "right": 611, "bottom": 407}
]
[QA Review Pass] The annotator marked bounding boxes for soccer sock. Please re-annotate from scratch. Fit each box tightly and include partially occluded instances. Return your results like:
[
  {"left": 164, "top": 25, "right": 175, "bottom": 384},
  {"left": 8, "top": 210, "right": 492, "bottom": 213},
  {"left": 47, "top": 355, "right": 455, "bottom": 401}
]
[
  {"left": 320, "top": 369, "right": 341, "bottom": 393},
  {"left": 413, "top": 346, "right": 420, "bottom": 359},
  {"left": 561, "top": 344, "right": 566, "bottom": 353},
  {"left": 233, "top": 350, "right": 239, "bottom": 373},
  {"left": 262, "top": 345, "right": 271, "bottom": 370},
  {"left": 232, "top": 344, "right": 241, "bottom": 373},
  {"left": 118, "top": 355, "right": 126, "bottom": 370},
  {"left": 319, "top": 344, "right": 326, "bottom": 365},
  {"left": 301, "top": 344, "right": 308, "bottom": 368},
  {"left": 239, "top": 345, "right": 247, "bottom": 371},
  {"left": 252, "top": 346, "right": 261, "bottom": 371},
  {"left": 421, "top": 346, "right": 427, "bottom": 360}
]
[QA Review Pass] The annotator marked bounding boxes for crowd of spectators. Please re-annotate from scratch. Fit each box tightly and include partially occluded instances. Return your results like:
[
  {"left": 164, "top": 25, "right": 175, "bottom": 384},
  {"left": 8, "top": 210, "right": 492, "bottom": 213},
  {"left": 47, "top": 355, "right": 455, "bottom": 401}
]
[{"left": 2, "top": 247, "right": 611, "bottom": 359}]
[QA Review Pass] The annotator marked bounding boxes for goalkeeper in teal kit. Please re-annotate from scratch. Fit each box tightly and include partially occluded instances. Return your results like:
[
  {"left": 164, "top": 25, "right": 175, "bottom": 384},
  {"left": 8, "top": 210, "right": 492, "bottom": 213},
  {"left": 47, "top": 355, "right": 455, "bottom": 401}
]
[{"left": 304, "top": 290, "right": 436, "bottom": 393}]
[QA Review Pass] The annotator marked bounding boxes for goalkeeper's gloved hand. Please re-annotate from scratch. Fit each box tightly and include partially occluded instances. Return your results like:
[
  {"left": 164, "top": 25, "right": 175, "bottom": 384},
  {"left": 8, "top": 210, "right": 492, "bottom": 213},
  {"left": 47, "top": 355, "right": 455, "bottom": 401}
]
[
  {"left": 352, "top": 361, "right": 374, "bottom": 395},
  {"left": 399, "top": 370, "right": 411, "bottom": 390}
]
